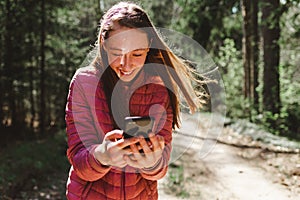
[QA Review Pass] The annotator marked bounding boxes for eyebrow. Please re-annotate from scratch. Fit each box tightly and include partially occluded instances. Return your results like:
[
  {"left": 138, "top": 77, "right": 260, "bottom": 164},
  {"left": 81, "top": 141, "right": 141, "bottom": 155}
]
[{"left": 109, "top": 47, "right": 148, "bottom": 52}]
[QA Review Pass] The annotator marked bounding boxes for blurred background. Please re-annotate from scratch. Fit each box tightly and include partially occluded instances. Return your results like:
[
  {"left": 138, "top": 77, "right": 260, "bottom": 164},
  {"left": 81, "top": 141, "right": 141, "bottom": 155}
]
[{"left": 0, "top": 0, "right": 299, "bottom": 199}]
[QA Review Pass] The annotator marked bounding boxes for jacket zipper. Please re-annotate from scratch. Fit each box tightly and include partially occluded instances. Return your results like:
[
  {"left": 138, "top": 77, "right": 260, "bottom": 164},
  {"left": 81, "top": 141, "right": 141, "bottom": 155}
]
[{"left": 121, "top": 168, "right": 126, "bottom": 200}]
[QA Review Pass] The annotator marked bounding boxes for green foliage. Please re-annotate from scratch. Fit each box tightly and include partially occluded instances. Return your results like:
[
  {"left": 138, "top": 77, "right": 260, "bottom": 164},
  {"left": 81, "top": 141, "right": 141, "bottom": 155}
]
[
  {"left": 275, "top": 3, "right": 300, "bottom": 138},
  {"left": 0, "top": 0, "right": 100, "bottom": 132},
  {"left": 218, "top": 36, "right": 300, "bottom": 138},
  {"left": 257, "top": 103, "right": 299, "bottom": 140},
  {"left": 44, "top": 1, "right": 99, "bottom": 128},
  {"left": 167, "top": 164, "right": 190, "bottom": 198},
  {"left": 216, "top": 2, "right": 300, "bottom": 139},
  {"left": 260, "top": 111, "right": 288, "bottom": 136},
  {"left": 220, "top": 10, "right": 243, "bottom": 50},
  {"left": 216, "top": 38, "right": 248, "bottom": 118},
  {"left": 0, "top": 132, "right": 69, "bottom": 196},
  {"left": 140, "top": 0, "right": 174, "bottom": 27},
  {"left": 171, "top": 0, "right": 240, "bottom": 52},
  {"left": 283, "top": 103, "right": 300, "bottom": 138},
  {"left": 0, "top": 0, "right": 299, "bottom": 158}
]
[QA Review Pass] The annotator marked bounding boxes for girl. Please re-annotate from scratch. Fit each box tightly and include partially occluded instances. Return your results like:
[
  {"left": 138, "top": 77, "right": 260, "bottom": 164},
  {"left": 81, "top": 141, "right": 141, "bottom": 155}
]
[{"left": 65, "top": 2, "right": 201, "bottom": 199}]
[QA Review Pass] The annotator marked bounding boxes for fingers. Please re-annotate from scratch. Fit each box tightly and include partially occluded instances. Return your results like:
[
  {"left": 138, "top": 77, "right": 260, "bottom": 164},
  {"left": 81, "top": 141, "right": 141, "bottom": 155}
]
[
  {"left": 138, "top": 136, "right": 152, "bottom": 154},
  {"left": 124, "top": 154, "right": 138, "bottom": 168},
  {"left": 130, "top": 143, "right": 143, "bottom": 159},
  {"left": 105, "top": 129, "right": 124, "bottom": 141},
  {"left": 117, "top": 137, "right": 140, "bottom": 149},
  {"left": 105, "top": 129, "right": 139, "bottom": 149},
  {"left": 125, "top": 134, "right": 165, "bottom": 169},
  {"left": 123, "top": 144, "right": 142, "bottom": 168},
  {"left": 149, "top": 133, "right": 164, "bottom": 152},
  {"left": 136, "top": 133, "right": 164, "bottom": 155},
  {"left": 103, "top": 129, "right": 140, "bottom": 168},
  {"left": 104, "top": 130, "right": 166, "bottom": 169}
]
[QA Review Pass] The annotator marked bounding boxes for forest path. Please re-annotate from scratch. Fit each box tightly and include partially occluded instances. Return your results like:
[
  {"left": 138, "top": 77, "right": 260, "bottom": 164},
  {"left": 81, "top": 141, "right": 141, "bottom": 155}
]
[{"left": 158, "top": 113, "right": 299, "bottom": 200}]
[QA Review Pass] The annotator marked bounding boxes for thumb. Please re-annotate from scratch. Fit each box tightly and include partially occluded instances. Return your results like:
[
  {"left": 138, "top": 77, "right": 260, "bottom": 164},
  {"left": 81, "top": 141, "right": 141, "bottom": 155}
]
[{"left": 105, "top": 129, "right": 124, "bottom": 141}]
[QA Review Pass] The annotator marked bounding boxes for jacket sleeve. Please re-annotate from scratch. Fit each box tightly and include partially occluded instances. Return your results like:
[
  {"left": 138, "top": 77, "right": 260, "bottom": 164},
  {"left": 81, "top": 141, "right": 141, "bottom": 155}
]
[
  {"left": 65, "top": 69, "right": 111, "bottom": 181},
  {"left": 139, "top": 84, "right": 173, "bottom": 180}
]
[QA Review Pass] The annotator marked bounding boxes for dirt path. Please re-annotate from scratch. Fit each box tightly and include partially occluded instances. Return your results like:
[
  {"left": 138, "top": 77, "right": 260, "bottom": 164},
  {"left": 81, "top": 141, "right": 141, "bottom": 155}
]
[
  {"left": 158, "top": 113, "right": 299, "bottom": 200},
  {"left": 199, "top": 144, "right": 296, "bottom": 199}
]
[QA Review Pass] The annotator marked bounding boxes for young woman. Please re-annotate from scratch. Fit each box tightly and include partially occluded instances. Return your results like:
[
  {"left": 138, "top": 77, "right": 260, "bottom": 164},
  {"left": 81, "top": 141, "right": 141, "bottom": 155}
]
[{"left": 65, "top": 2, "right": 201, "bottom": 199}]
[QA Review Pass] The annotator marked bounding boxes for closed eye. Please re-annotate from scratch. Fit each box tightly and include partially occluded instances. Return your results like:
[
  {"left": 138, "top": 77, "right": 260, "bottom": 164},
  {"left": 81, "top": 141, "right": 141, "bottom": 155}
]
[{"left": 132, "top": 49, "right": 148, "bottom": 57}]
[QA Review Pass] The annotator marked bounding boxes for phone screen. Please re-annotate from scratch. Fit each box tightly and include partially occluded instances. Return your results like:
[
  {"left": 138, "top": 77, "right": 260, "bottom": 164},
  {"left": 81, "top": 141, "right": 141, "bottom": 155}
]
[{"left": 124, "top": 116, "right": 154, "bottom": 139}]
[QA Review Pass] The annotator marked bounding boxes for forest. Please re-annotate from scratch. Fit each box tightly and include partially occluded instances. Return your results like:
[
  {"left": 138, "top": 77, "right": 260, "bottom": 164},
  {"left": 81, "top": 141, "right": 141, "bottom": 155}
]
[{"left": 0, "top": 0, "right": 299, "bottom": 199}]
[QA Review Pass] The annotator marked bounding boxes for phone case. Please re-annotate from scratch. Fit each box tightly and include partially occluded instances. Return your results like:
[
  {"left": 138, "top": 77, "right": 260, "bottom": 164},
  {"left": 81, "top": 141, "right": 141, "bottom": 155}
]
[{"left": 124, "top": 116, "right": 154, "bottom": 139}]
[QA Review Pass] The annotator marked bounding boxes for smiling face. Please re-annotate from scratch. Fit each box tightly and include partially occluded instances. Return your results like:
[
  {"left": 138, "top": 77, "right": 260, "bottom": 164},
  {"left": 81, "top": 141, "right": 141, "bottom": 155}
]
[{"left": 104, "top": 23, "right": 150, "bottom": 82}]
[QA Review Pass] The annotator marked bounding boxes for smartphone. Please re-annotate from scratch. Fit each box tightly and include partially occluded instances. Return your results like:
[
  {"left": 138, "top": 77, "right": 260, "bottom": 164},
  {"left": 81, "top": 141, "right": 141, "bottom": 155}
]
[{"left": 124, "top": 116, "right": 155, "bottom": 139}]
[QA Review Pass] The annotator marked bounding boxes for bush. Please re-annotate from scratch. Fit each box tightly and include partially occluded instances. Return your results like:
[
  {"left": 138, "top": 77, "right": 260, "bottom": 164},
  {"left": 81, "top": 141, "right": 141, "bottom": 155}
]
[
  {"left": 216, "top": 38, "right": 249, "bottom": 119},
  {"left": 0, "top": 131, "right": 69, "bottom": 197},
  {"left": 217, "top": 38, "right": 300, "bottom": 141}
]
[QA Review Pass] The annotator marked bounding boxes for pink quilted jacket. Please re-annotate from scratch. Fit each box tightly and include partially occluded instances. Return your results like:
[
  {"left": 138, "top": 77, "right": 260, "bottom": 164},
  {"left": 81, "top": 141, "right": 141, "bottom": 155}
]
[{"left": 65, "top": 66, "right": 173, "bottom": 200}]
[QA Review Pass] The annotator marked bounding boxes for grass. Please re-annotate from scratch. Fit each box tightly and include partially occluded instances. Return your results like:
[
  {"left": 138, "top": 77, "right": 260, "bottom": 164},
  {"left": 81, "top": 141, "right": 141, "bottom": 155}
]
[
  {"left": 0, "top": 130, "right": 69, "bottom": 199},
  {"left": 166, "top": 163, "right": 190, "bottom": 198}
]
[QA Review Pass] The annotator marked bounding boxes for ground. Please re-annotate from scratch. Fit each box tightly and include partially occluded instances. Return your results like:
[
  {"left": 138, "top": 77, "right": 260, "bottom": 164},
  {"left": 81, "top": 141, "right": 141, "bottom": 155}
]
[
  {"left": 158, "top": 113, "right": 300, "bottom": 200},
  {"left": 159, "top": 141, "right": 299, "bottom": 200},
  {"left": 7, "top": 113, "right": 300, "bottom": 200}
]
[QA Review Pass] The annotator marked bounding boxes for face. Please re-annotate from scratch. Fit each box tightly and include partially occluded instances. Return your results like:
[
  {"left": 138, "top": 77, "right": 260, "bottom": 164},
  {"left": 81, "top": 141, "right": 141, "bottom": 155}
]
[{"left": 104, "top": 23, "right": 149, "bottom": 82}]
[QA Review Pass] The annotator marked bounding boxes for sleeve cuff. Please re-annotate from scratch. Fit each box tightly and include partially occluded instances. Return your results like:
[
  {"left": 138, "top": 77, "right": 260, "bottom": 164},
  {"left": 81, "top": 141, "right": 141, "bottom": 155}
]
[
  {"left": 141, "top": 157, "right": 164, "bottom": 174},
  {"left": 88, "top": 145, "right": 111, "bottom": 172}
]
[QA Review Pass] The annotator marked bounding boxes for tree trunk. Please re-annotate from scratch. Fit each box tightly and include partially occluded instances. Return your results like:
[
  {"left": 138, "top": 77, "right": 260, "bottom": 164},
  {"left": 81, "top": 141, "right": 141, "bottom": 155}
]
[
  {"left": 4, "top": 0, "right": 16, "bottom": 127},
  {"left": 241, "top": 0, "right": 259, "bottom": 118},
  {"left": 0, "top": 79, "right": 3, "bottom": 128},
  {"left": 40, "top": 0, "right": 46, "bottom": 135},
  {"left": 241, "top": 0, "right": 251, "bottom": 100},
  {"left": 29, "top": 66, "right": 36, "bottom": 130},
  {"left": 0, "top": 23, "right": 3, "bottom": 128},
  {"left": 262, "top": 0, "right": 281, "bottom": 115},
  {"left": 251, "top": 0, "right": 259, "bottom": 112}
]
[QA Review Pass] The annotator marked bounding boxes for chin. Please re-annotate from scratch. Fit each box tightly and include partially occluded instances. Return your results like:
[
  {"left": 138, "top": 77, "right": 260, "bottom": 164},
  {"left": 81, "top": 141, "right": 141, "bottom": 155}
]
[{"left": 120, "top": 76, "right": 135, "bottom": 82}]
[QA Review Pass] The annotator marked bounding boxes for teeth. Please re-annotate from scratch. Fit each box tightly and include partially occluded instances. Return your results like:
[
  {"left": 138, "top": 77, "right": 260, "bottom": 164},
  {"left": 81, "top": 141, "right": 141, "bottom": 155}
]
[{"left": 122, "top": 71, "right": 132, "bottom": 75}]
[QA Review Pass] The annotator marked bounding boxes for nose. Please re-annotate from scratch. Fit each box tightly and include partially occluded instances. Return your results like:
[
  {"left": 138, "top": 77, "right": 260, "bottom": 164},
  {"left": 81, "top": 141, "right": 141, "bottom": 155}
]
[{"left": 120, "top": 54, "right": 130, "bottom": 70}]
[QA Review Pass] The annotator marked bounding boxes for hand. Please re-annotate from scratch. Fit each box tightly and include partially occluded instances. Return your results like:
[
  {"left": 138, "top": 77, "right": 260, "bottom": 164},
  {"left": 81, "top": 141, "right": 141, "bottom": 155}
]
[
  {"left": 124, "top": 133, "right": 165, "bottom": 169},
  {"left": 94, "top": 129, "right": 139, "bottom": 168}
]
